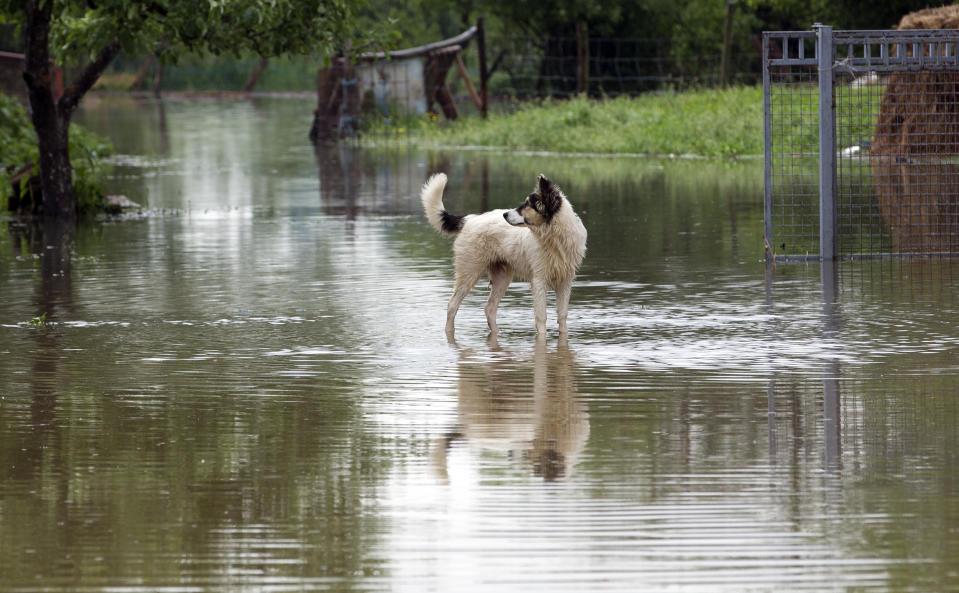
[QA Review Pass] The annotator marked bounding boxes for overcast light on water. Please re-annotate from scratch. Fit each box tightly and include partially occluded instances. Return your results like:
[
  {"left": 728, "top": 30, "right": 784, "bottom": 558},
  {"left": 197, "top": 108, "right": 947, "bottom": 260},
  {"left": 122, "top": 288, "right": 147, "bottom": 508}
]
[{"left": 1, "top": 96, "right": 958, "bottom": 592}]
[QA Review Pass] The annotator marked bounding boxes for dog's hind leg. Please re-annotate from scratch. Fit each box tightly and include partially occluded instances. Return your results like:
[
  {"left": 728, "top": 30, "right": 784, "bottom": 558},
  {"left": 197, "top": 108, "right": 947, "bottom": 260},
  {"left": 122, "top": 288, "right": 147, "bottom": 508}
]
[
  {"left": 485, "top": 264, "right": 512, "bottom": 335},
  {"left": 446, "top": 271, "right": 481, "bottom": 337},
  {"left": 531, "top": 279, "right": 548, "bottom": 335},
  {"left": 555, "top": 281, "right": 572, "bottom": 334}
]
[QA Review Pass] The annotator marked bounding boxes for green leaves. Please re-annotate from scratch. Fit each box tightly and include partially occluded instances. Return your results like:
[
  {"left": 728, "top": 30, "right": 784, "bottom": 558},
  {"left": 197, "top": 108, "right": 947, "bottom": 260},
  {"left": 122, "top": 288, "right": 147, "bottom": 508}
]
[{"left": 3, "top": 0, "right": 377, "bottom": 64}]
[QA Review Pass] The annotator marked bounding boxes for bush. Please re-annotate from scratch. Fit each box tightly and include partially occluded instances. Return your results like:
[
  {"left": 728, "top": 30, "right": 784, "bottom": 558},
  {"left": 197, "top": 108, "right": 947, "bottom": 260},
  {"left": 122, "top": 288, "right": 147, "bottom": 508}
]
[{"left": 0, "top": 93, "right": 113, "bottom": 215}]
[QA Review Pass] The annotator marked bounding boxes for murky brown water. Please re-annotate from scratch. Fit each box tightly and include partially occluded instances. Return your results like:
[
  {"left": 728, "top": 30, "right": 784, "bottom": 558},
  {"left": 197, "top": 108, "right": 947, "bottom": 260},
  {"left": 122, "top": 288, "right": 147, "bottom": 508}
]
[{"left": 2, "top": 96, "right": 959, "bottom": 591}]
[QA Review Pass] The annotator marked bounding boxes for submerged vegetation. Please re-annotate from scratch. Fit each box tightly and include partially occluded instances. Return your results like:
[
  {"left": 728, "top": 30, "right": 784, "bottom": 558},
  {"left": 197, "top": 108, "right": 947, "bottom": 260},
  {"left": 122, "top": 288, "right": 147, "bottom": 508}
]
[
  {"left": 0, "top": 94, "right": 113, "bottom": 215},
  {"left": 363, "top": 87, "right": 765, "bottom": 157}
]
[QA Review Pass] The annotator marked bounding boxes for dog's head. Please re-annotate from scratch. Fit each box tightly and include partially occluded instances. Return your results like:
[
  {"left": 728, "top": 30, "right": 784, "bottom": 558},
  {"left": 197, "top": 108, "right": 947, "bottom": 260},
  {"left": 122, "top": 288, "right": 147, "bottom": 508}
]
[{"left": 504, "top": 174, "right": 563, "bottom": 227}]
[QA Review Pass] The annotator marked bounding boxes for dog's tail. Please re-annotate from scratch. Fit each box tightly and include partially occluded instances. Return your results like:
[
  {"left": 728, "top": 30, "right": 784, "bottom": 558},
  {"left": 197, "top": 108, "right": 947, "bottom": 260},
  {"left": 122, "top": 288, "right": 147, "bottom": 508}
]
[{"left": 421, "top": 172, "right": 464, "bottom": 235}]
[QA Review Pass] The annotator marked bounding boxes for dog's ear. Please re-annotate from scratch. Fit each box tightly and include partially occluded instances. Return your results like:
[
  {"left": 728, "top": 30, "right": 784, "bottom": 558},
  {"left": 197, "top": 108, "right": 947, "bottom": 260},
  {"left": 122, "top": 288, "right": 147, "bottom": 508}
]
[
  {"left": 537, "top": 174, "right": 562, "bottom": 217},
  {"left": 537, "top": 174, "right": 553, "bottom": 195}
]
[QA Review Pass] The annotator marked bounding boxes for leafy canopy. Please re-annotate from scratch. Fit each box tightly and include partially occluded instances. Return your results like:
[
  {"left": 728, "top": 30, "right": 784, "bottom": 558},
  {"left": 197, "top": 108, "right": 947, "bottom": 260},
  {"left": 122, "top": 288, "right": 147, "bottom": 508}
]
[{"left": 0, "top": 0, "right": 388, "bottom": 64}]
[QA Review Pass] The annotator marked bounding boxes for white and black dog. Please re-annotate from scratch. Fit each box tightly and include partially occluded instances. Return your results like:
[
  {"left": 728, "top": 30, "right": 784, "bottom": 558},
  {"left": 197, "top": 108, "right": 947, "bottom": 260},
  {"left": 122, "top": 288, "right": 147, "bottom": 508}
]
[{"left": 421, "top": 172, "right": 587, "bottom": 336}]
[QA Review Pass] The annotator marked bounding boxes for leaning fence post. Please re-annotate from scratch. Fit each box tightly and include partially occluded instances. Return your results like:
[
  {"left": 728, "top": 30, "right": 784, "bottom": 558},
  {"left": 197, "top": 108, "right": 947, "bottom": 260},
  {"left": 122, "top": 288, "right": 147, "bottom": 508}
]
[{"left": 815, "top": 23, "right": 837, "bottom": 260}]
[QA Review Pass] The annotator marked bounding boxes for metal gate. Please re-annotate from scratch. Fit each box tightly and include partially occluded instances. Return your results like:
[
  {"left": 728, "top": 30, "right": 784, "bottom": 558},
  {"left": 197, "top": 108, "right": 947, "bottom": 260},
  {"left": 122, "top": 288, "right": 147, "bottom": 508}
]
[{"left": 763, "top": 25, "right": 959, "bottom": 260}]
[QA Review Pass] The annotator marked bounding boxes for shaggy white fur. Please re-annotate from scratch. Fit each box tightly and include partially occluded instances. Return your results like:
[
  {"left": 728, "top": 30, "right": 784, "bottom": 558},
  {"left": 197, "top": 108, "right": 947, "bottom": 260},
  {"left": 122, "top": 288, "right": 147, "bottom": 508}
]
[{"left": 421, "top": 172, "right": 587, "bottom": 336}]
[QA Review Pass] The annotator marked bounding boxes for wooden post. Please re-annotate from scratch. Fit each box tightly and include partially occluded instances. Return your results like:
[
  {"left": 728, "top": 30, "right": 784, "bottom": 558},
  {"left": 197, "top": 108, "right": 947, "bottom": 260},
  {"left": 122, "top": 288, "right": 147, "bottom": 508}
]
[
  {"left": 454, "top": 53, "right": 483, "bottom": 111},
  {"left": 477, "top": 17, "right": 488, "bottom": 118},
  {"left": 576, "top": 21, "right": 589, "bottom": 94},
  {"left": 425, "top": 46, "right": 460, "bottom": 120},
  {"left": 720, "top": 1, "right": 736, "bottom": 87}
]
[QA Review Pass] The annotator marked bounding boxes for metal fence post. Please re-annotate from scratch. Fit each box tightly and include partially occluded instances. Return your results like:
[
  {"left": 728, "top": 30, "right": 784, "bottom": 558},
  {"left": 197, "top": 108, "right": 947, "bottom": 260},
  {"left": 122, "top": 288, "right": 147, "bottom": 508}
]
[
  {"left": 762, "top": 32, "right": 772, "bottom": 261},
  {"left": 815, "top": 24, "right": 837, "bottom": 260}
]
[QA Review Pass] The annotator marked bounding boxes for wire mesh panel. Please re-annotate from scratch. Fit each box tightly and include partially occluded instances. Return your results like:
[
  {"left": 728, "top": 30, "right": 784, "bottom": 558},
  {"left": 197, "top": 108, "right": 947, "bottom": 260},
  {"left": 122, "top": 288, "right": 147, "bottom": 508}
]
[
  {"left": 765, "top": 28, "right": 959, "bottom": 259},
  {"left": 763, "top": 31, "right": 820, "bottom": 259},
  {"left": 838, "top": 30, "right": 959, "bottom": 256}
]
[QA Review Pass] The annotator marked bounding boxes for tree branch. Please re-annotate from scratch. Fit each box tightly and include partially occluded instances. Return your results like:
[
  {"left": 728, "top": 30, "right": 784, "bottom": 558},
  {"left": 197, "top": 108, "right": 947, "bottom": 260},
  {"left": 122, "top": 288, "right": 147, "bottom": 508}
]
[{"left": 58, "top": 39, "right": 121, "bottom": 117}]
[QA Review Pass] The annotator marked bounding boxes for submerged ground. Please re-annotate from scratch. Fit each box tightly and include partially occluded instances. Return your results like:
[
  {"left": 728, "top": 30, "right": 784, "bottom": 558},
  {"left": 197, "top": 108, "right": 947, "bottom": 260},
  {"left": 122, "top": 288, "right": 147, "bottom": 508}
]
[{"left": 1, "top": 96, "right": 958, "bottom": 592}]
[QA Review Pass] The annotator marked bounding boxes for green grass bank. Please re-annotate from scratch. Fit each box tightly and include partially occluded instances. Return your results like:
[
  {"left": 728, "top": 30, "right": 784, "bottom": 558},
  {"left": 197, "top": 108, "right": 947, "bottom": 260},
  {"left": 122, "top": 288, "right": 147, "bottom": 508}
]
[{"left": 364, "top": 86, "right": 766, "bottom": 158}]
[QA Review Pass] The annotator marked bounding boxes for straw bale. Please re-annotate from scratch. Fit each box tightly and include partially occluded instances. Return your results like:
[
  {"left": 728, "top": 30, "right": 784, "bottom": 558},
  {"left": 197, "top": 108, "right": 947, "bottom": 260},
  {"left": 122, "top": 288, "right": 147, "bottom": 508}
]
[
  {"left": 873, "top": 160, "right": 959, "bottom": 253},
  {"left": 896, "top": 5, "right": 959, "bottom": 30},
  {"left": 869, "top": 6, "right": 959, "bottom": 252},
  {"left": 872, "top": 5, "right": 959, "bottom": 158},
  {"left": 872, "top": 71, "right": 959, "bottom": 157}
]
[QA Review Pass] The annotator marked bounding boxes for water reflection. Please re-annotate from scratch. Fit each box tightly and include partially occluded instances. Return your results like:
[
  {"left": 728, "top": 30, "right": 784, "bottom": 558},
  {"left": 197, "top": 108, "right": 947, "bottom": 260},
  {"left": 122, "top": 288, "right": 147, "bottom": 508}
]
[
  {"left": 5, "top": 218, "right": 73, "bottom": 529},
  {"left": 433, "top": 337, "right": 589, "bottom": 482},
  {"left": 764, "top": 261, "right": 846, "bottom": 473},
  {"left": 821, "top": 259, "right": 841, "bottom": 472},
  {"left": 313, "top": 143, "right": 493, "bottom": 218}
]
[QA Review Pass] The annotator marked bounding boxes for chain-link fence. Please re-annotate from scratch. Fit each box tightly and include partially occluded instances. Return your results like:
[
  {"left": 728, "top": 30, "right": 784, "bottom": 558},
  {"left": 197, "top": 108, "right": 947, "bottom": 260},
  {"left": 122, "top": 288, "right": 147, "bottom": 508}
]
[
  {"left": 764, "top": 26, "right": 959, "bottom": 260},
  {"left": 488, "top": 36, "right": 756, "bottom": 98}
]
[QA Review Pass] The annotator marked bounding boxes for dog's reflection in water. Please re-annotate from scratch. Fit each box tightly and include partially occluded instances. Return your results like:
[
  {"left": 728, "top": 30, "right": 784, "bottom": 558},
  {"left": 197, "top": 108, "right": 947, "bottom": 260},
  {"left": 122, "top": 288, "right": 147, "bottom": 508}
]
[{"left": 433, "top": 336, "right": 589, "bottom": 481}]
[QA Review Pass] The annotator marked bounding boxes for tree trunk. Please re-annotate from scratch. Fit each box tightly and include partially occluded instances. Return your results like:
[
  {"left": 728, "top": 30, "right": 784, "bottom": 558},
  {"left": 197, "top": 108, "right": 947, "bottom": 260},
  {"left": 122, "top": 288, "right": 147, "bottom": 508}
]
[
  {"left": 129, "top": 54, "right": 157, "bottom": 91},
  {"left": 34, "top": 110, "right": 75, "bottom": 219},
  {"left": 22, "top": 0, "right": 120, "bottom": 220},
  {"left": 23, "top": 0, "right": 76, "bottom": 219},
  {"left": 243, "top": 58, "right": 270, "bottom": 92}
]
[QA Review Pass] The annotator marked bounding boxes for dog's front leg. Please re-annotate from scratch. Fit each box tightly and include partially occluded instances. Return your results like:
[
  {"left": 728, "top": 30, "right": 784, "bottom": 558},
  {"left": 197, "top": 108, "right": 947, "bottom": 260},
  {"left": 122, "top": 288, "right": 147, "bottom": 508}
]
[
  {"left": 555, "top": 281, "right": 571, "bottom": 334},
  {"left": 531, "top": 279, "right": 548, "bottom": 334}
]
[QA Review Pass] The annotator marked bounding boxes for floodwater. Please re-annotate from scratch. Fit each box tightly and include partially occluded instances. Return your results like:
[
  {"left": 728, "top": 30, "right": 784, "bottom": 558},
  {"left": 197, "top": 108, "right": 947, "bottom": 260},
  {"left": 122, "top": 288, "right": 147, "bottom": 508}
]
[{"left": 1, "top": 96, "right": 959, "bottom": 592}]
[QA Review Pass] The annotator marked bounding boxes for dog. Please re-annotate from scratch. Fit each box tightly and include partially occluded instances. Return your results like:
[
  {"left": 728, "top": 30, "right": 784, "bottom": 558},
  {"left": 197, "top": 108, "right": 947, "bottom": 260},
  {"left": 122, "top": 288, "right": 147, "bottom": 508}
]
[{"left": 421, "top": 172, "right": 587, "bottom": 336}]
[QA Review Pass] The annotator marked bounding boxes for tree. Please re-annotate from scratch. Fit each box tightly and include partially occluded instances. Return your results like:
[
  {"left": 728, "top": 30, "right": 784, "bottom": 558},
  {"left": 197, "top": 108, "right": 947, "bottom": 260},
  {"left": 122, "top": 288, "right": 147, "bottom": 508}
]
[{"left": 1, "top": 0, "right": 377, "bottom": 220}]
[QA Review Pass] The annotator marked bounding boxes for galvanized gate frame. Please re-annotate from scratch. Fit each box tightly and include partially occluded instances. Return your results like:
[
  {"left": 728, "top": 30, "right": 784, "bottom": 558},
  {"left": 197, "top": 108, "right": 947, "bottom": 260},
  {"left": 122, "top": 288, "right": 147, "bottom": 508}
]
[{"left": 763, "top": 24, "right": 959, "bottom": 261}]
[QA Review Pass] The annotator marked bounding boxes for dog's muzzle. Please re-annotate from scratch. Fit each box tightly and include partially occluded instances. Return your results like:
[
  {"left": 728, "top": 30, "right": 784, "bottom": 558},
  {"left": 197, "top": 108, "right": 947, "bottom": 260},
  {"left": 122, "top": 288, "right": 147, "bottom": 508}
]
[{"left": 504, "top": 209, "right": 526, "bottom": 226}]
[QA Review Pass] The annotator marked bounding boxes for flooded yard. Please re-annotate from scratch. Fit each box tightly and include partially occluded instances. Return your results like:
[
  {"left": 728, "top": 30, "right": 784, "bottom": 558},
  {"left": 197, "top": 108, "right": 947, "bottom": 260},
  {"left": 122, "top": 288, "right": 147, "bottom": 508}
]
[{"left": 1, "top": 96, "right": 959, "bottom": 592}]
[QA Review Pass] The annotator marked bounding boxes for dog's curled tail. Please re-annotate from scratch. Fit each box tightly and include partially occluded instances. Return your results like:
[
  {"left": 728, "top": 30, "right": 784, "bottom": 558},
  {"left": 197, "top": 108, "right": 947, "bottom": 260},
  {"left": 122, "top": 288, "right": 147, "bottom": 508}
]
[{"left": 421, "top": 172, "right": 463, "bottom": 235}]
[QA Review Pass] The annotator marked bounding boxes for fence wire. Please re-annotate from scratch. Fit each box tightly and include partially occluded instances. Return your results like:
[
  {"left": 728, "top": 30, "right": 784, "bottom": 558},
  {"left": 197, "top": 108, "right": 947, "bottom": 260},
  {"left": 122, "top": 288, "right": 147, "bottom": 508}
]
[
  {"left": 764, "top": 32, "right": 820, "bottom": 258},
  {"left": 489, "top": 36, "right": 754, "bottom": 98}
]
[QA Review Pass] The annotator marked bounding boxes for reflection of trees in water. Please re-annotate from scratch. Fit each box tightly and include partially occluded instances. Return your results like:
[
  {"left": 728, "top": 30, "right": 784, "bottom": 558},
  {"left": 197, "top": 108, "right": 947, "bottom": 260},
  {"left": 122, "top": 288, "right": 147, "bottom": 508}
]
[
  {"left": 0, "top": 219, "right": 73, "bottom": 529},
  {"left": 0, "top": 218, "right": 388, "bottom": 582},
  {"left": 313, "top": 144, "right": 491, "bottom": 217},
  {"left": 433, "top": 336, "right": 589, "bottom": 482}
]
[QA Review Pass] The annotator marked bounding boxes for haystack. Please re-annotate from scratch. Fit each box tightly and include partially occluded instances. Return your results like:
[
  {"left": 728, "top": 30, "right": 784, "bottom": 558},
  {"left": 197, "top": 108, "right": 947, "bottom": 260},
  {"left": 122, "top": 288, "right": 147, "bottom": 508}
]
[
  {"left": 871, "top": 6, "right": 959, "bottom": 253},
  {"left": 872, "top": 6, "right": 959, "bottom": 157},
  {"left": 896, "top": 4, "right": 959, "bottom": 29},
  {"left": 873, "top": 160, "right": 959, "bottom": 253}
]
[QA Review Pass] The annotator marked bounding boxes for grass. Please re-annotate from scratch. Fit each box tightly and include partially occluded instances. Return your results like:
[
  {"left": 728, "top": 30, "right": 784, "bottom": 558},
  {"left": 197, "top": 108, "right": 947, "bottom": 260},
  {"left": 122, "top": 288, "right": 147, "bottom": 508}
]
[
  {"left": 362, "top": 83, "right": 884, "bottom": 158},
  {"left": 363, "top": 86, "right": 766, "bottom": 158}
]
